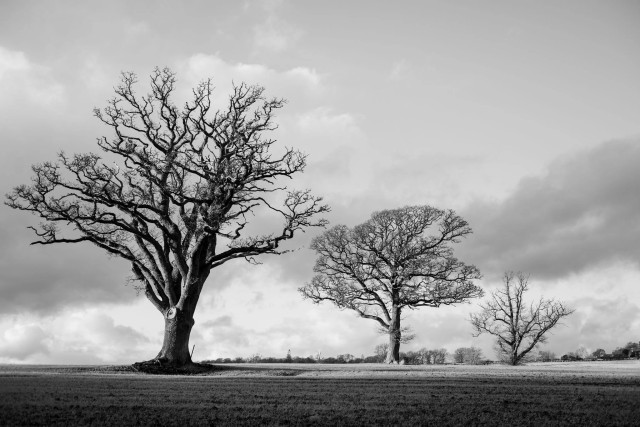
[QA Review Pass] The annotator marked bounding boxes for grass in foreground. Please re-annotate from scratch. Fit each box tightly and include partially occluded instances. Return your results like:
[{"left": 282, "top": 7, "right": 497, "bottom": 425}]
[{"left": 0, "top": 363, "right": 639, "bottom": 426}]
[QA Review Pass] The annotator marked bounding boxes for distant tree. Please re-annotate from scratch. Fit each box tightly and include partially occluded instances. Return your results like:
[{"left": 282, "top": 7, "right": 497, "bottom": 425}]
[
  {"left": 402, "top": 350, "right": 445, "bottom": 365},
  {"left": 537, "top": 350, "right": 556, "bottom": 362},
  {"left": 612, "top": 347, "right": 630, "bottom": 359},
  {"left": 591, "top": 349, "right": 606, "bottom": 359},
  {"left": 374, "top": 343, "right": 390, "bottom": 363},
  {"left": 248, "top": 353, "right": 262, "bottom": 363},
  {"left": 416, "top": 348, "right": 432, "bottom": 364},
  {"left": 285, "top": 349, "right": 292, "bottom": 363},
  {"left": 431, "top": 348, "right": 448, "bottom": 365},
  {"left": 363, "top": 355, "right": 379, "bottom": 363},
  {"left": 624, "top": 341, "right": 640, "bottom": 358},
  {"left": 291, "top": 356, "right": 316, "bottom": 364},
  {"left": 300, "top": 206, "right": 482, "bottom": 363},
  {"left": 402, "top": 351, "right": 420, "bottom": 365},
  {"left": 464, "top": 347, "right": 484, "bottom": 364},
  {"left": 470, "top": 272, "right": 574, "bottom": 365},
  {"left": 5, "top": 68, "right": 329, "bottom": 369},
  {"left": 575, "top": 346, "right": 590, "bottom": 360},
  {"left": 453, "top": 347, "right": 484, "bottom": 364},
  {"left": 337, "top": 354, "right": 355, "bottom": 363}
]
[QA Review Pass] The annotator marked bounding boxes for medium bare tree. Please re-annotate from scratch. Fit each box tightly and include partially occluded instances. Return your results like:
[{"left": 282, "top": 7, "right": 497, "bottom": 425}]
[
  {"left": 299, "top": 206, "right": 483, "bottom": 363},
  {"left": 6, "top": 68, "right": 329, "bottom": 369},
  {"left": 470, "top": 272, "right": 574, "bottom": 365}
]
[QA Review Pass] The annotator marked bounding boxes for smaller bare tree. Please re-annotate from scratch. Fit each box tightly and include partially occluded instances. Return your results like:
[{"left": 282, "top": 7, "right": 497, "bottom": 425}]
[{"left": 470, "top": 272, "right": 574, "bottom": 365}]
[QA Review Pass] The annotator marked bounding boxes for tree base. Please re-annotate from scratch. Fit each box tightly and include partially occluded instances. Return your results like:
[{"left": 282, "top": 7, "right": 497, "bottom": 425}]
[{"left": 132, "top": 359, "right": 219, "bottom": 375}]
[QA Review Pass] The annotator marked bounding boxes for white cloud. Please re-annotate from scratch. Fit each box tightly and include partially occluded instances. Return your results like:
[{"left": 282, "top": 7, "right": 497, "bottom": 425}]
[
  {"left": 0, "top": 46, "right": 65, "bottom": 109},
  {"left": 0, "top": 47, "right": 29, "bottom": 76},
  {"left": 287, "top": 107, "right": 374, "bottom": 203},
  {"left": 253, "top": 16, "right": 302, "bottom": 52},
  {"left": 125, "top": 21, "right": 150, "bottom": 38},
  {"left": 195, "top": 267, "right": 382, "bottom": 359},
  {"left": 547, "top": 266, "right": 640, "bottom": 356},
  {"left": 0, "top": 308, "right": 155, "bottom": 364},
  {"left": 80, "top": 55, "right": 111, "bottom": 90},
  {"left": 296, "top": 107, "right": 361, "bottom": 135},
  {"left": 0, "top": 324, "right": 49, "bottom": 360},
  {"left": 180, "top": 54, "right": 324, "bottom": 105},
  {"left": 390, "top": 59, "right": 412, "bottom": 81},
  {"left": 285, "top": 67, "right": 322, "bottom": 88},
  {"left": 251, "top": 0, "right": 302, "bottom": 53}
]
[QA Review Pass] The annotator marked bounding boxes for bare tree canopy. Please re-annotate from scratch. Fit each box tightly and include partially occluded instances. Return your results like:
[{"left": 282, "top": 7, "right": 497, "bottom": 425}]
[
  {"left": 6, "top": 68, "right": 329, "bottom": 368},
  {"left": 299, "top": 205, "right": 482, "bottom": 363},
  {"left": 470, "top": 271, "right": 574, "bottom": 365}
]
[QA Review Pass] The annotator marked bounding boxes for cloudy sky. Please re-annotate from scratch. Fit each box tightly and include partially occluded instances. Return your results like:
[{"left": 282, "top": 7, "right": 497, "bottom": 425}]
[{"left": 1, "top": 0, "right": 639, "bottom": 364}]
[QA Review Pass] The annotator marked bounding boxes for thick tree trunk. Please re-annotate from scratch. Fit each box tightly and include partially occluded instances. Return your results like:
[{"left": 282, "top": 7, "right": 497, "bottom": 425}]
[
  {"left": 385, "top": 306, "right": 402, "bottom": 364},
  {"left": 154, "top": 307, "right": 195, "bottom": 367},
  {"left": 510, "top": 348, "right": 521, "bottom": 365}
]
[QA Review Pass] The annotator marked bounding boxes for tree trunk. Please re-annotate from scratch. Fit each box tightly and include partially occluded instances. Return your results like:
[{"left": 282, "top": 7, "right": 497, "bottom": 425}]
[
  {"left": 385, "top": 306, "right": 401, "bottom": 364},
  {"left": 154, "top": 306, "right": 195, "bottom": 367},
  {"left": 510, "top": 344, "right": 520, "bottom": 365}
]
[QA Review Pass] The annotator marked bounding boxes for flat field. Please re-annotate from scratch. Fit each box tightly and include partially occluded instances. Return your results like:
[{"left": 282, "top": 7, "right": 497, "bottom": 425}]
[{"left": 1, "top": 361, "right": 639, "bottom": 426}]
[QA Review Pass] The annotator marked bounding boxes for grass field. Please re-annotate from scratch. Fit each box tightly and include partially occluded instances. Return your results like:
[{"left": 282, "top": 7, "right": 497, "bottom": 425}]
[{"left": 1, "top": 361, "right": 639, "bottom": 426}]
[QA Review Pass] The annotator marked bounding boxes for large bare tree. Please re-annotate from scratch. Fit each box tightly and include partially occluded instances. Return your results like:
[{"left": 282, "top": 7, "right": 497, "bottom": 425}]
[
  {"left": 299, "top": 206, "right": 482, "bottom": 363},
  {"left": 6, "top": 68, "right": 329, "bottom": 368},
  {"left": 470, "top": 271, "right": 574, "bottom": 365}
]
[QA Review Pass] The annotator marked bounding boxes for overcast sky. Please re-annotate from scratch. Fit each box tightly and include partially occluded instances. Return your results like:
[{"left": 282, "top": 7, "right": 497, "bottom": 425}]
[{"left": 1, "top": 0, "right": 639, "bottom": 364}]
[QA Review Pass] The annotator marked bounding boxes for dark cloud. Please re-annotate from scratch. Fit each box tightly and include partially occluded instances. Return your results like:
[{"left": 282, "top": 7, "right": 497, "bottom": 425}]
[
  {"left": 459, "top": 139, "right": 640, "bottom": 280},
  {"left": 0, "top": 75, "right": 137, "bottom": 315},
  {"left": 0, "top": 210, "right": 135, "bottom": 314}
]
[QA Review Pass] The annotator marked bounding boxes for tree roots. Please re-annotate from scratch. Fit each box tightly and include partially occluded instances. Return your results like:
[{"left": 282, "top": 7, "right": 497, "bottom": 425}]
[{"left": 131, "top": 359, "right": 219, "bottom": 375}]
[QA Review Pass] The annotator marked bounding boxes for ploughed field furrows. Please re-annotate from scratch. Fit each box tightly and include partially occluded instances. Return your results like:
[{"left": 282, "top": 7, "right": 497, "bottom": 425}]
[{"left": 1, "top": 372, "right": 639, "bottom": 426}]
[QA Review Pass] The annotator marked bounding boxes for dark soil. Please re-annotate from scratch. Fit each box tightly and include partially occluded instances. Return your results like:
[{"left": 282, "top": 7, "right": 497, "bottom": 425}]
[{"left": 131, "top": 361, "right": 224, "bottom": 375}]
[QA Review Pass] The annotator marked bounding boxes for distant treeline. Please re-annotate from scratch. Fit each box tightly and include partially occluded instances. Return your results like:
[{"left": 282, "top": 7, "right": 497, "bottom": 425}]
[
  {"left": 202, "top": 345, "right": 489, "bottom": 365},
  {"left": 556, "top": 341, "right": 640, "bottom": 362},
  {"left": 203, "top": 340, "right": 640, "bottom": 365}
]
